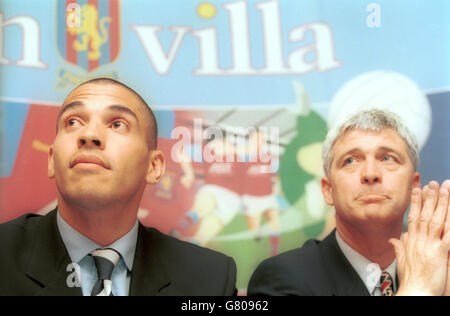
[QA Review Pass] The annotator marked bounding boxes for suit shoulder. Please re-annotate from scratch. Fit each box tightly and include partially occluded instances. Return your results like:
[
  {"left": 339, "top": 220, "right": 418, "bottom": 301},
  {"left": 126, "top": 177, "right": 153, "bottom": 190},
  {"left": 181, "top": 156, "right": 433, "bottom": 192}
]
[
  {"left": 0, "top": 213, "right": 45, "bottom": 277},
  {"left": 248, "top": 239, "right": 325, "bottom": 296},
  {"left": 256, "top": 239, "right": 321, "bottom": 275},
  {"left": 140, "top": 226, "right": 237, "bottom": 295},
  {"left": 0, "top": 213, "right": 43, "bottom": 242},
  {"left": 143, "top": 226, "right": 234, "bottom": 264}
]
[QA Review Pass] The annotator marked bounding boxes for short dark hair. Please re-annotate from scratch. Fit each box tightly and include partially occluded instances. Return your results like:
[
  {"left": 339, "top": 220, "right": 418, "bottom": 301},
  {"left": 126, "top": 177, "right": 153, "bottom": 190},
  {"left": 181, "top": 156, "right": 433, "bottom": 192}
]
[{"left": 60, "top": 78, "right": 158, "bottom": 149}]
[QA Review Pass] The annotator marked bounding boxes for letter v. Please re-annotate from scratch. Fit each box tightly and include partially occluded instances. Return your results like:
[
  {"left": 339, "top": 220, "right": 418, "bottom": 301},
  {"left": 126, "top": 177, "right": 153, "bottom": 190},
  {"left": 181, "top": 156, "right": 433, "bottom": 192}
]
[{"left": 131, "top": 25, "right": 190, "bottom": 74}]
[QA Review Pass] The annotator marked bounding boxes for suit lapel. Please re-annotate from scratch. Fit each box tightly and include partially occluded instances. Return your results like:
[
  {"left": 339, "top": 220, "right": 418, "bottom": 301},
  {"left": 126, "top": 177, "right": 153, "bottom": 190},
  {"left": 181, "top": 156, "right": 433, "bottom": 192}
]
[
  {"left": 129, "top": 224, "right": 171, "bottom": 296},
  {"left": 319, "top": 230, "right": 371, "bottom": 296},
  {"left": 24, "top": 212, "right": 171, "bottom": 296},
  {"left": 25, "top": 209, "right": 82, "bottom": 296}
]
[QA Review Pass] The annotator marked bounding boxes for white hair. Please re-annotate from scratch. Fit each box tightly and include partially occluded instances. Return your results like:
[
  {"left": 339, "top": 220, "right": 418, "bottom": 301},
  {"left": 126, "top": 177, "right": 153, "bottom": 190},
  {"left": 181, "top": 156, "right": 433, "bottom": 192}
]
[{"left": 322, "top": 109, "right": 419, "bottom": 177}]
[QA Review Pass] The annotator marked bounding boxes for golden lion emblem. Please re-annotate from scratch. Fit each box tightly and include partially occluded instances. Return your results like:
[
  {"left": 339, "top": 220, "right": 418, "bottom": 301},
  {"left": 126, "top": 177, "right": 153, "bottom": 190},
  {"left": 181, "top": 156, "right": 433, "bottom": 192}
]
[{"left": 68, "top": 4, "right": 111, "bottom": 61}]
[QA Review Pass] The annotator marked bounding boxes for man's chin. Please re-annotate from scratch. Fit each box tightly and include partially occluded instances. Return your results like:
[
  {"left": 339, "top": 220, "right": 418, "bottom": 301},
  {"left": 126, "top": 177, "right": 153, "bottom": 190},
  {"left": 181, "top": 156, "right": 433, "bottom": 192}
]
[
  {"left": 359, "top": 206, "right": 404, "bottom": 224},
  {"left": 63, "top": 190, "right": 119, "bottom": 210}
]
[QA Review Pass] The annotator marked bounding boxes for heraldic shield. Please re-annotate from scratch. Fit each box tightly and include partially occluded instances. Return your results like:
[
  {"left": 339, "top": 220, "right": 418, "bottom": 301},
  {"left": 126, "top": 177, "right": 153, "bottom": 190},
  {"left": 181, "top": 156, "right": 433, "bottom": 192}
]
[{"left": 57, "top": 0, "right": 120, "bottom": 73}]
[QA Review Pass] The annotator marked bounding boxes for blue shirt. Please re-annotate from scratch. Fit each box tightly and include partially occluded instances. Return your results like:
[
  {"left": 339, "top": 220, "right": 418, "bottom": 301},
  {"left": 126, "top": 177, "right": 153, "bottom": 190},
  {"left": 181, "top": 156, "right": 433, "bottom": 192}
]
[{"left": 56, "top": 212, "right": 138, "bottom": 296}]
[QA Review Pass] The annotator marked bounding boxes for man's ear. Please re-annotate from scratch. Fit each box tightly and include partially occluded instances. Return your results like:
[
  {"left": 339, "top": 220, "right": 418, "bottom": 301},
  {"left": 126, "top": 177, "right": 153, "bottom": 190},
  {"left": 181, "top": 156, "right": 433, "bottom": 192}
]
[
  {"left": 321, "top": 176, "right": 334, "bottom": 206},
  {"left": 48, "top": 145, "right": 55, "bottom": 179},
  {"left": 412, "top": 172, "right": 421, "bottom": 189},
  {"left": 146, "top": 150, "right": 166, "bottom": 185}
]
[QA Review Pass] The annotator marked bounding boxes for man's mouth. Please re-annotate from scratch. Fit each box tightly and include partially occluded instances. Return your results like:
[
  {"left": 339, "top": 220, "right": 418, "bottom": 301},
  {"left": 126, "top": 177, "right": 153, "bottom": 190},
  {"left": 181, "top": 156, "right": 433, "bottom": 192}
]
[
  {"left": 356, "top": 194, "right": 389, "bottom": 203},
  {"left": 70, "top": 154, "right": 110, "bottom": 169}
]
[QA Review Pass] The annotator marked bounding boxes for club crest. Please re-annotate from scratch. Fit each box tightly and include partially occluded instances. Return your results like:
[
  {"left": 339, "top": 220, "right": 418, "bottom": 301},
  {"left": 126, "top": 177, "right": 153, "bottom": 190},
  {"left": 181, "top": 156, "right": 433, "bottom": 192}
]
[{"left": 57, "top": 0, "right": 120, "bottom": 73}]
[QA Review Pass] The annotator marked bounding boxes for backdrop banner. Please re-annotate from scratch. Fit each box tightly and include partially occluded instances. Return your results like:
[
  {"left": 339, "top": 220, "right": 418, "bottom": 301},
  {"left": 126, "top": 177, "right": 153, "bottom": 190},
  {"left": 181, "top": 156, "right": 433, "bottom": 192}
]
[{"left": 1, "top": 0, "right": 449, "bottom": 292}]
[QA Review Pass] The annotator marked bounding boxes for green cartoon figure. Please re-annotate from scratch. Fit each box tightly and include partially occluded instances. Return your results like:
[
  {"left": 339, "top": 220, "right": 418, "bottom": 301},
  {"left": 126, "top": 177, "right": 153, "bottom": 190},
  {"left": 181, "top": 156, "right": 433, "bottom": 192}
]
[{"left": 279, "top": 81, "right": 334, "bottom": 240}]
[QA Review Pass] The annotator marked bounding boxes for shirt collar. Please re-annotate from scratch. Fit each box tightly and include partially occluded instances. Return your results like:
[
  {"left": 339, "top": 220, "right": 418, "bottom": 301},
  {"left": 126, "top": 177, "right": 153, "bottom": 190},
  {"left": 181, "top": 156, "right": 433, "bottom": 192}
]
[
  {"left": 335, "top": 230, "right": 397, "bottom": 294},
  {"left": 56, "top": 211, "right": 138, "bottom": 271}
]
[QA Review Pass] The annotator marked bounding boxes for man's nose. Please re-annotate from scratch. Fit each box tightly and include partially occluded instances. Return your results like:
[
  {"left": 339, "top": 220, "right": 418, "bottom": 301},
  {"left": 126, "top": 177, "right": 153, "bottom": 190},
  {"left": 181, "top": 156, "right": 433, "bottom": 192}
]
[
  {"left": 77, "top": 124, "right": 105, "bottom": 149},
  {"left": 360, "top": 159, "right": 382, "bottom": 185}
]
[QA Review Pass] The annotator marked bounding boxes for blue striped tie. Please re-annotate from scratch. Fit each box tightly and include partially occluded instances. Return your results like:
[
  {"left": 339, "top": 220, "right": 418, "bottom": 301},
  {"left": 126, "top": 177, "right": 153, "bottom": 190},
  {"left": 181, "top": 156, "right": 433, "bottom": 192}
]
[{"left": 90, "top": 248, "right": 120, "bottom": 296}]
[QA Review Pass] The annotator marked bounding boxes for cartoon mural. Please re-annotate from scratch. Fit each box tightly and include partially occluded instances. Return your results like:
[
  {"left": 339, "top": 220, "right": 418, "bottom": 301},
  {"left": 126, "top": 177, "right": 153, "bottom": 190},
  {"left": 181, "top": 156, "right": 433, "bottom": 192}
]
[{"left": 1, "top": 0, "right": 449, "bottom": 292}]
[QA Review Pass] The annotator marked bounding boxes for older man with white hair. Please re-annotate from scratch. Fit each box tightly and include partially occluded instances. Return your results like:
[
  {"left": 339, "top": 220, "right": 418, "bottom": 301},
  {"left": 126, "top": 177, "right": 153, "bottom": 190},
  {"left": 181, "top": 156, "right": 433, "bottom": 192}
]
[{"left": 248, "top": 109, "right": 450, "bottom": 296}]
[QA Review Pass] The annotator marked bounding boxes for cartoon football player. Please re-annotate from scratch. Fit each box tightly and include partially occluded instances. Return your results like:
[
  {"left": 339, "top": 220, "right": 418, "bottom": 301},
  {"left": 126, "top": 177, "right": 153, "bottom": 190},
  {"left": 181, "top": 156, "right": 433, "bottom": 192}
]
[
  {"left": 171, "top": 135, "right": 244, "bottom": 246},
  {"left": 241, "top": 131, "right": 281, "bottom": 256}
]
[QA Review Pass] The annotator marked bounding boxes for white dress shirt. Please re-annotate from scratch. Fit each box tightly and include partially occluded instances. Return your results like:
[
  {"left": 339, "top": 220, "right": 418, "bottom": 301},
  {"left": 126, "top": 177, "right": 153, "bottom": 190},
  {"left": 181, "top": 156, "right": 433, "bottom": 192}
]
[
  {"left": 336, "top": 231, "right": 397, "bottom": 296},
  {"left": 57, "top": 212, "right": 138, "bottom": 296}
]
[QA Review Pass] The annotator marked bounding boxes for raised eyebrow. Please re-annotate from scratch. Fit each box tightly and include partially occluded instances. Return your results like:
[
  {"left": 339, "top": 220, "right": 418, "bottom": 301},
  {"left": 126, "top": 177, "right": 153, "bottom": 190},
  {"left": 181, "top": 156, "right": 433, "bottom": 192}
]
[
  {"left": 379, "top": 146, "right": 400, "bottom": 153},
  {"left": 57, "top": 100, "right": 84, "bottom": 121},
  {"left": 57, "top": 102, "right": 139, "bottom": 122},
  {"left": 378, "top": 146, "right": 405, "bottom": 159},
  {"left": 107, "top": 104, "right": 139, "bottom": 121},
  {"left": 336, "top": 148, "right": 361, "bottom": 164}
]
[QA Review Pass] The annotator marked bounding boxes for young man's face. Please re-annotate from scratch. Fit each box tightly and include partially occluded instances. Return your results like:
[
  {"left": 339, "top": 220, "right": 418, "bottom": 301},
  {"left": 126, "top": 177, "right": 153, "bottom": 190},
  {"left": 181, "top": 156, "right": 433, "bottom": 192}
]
[
  {"left": 48, "top": 83, "right": 157, "bottom": 209},
  {"left": 321, "top": 128, "right": 420, "bottom": 227}
]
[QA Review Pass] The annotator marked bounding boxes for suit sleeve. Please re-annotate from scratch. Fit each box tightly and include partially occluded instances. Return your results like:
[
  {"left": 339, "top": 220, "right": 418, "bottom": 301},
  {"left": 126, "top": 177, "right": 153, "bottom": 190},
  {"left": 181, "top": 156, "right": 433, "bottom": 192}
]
[
  {"left": 247, "top": 259, "right": 280, "bottom": 296},
  {"left": 247, "top": 257, "right": 311, "bottom": 296},
  {"left": 223, "top": 256, "right": 238, "bottom": 296}
]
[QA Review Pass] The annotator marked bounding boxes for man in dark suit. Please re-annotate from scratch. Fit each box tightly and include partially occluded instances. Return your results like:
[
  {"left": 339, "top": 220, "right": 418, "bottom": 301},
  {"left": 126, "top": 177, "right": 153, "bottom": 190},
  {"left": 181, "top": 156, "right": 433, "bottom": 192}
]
[
  {"left": 248, "top": 109, "right": 450, "bottom": 296},
  {"left": 0, "top": 78, "right": 237, "bottom": 296}
]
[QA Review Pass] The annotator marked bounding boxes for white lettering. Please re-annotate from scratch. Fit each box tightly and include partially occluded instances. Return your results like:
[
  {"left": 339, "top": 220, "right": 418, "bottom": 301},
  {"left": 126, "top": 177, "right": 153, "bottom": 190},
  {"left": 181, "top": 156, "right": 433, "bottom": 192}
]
[
  {"left": 366, "top": 3, "right": 381, "bottom": 28},
  {"left": 133, "top": 0, "right": 341, "bottom": 76},
  {"left": 0, "top": 13, "right": 47, "bottom": 68},
  {"left": 288, "top": 22, "right": 341, "bottom": 73},
  {"left": 66, "top": 3, "right": 81, "bottom": 28},
  {"left": 203, "top": 127, "right": 224, "bottom": 163},
  {"left": 255, "top": 0, "right": 287, "bottom": 74},
  {"left": 131, "top": 25, "right": 190, "bottom": 74},
  {"left": 66, "top": 263, "right": 81, "bottom": 288},
  {"left": 191, "top": 28, "right": 225, "bottom": 75},
  {"left": 223, "top": 0, "right": 256, "bottom": 74},
  {"left": 171, "top": 126, "right": 192, "bottom": 163},
  {"left": 181, "top": 300, "right": 215, "bottom": 313},
  {"left": 170, "top": 119, "right": 280, "bottom": 165}
]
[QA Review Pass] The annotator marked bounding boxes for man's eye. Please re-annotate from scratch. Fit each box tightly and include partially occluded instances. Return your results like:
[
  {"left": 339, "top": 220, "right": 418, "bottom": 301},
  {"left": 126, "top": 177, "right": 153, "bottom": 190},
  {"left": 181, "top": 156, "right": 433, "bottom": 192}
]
[
  {"left": 112, "top": 120, "right": 127, "bottom": 130},
  {"left": 383, "top": 155, "right": 393, "bottom": 162},
  {"left": 344, "top": 157, "right": 355, "bottom": 165},
  {"left": 66, "top": 118, "right": 81, "bottom": 127}
]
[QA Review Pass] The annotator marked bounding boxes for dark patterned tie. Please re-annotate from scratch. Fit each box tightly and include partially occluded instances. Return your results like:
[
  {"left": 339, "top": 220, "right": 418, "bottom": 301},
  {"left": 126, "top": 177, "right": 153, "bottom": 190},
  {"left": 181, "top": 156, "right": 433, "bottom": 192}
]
[
  {"left": 90, "top": 248, "right": 120, "bottom": 296},
  {"left": 380, "top": 271, "right": 395, "bottom": 296}
]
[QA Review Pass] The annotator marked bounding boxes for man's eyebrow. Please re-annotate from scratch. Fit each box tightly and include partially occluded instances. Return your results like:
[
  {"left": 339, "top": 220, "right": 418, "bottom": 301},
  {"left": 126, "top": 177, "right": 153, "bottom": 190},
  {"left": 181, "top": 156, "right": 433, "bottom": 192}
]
[
  {"left": 107, "top": 104, "right": 138, "bottom": 121},
  {"left": 58, "top": 100, "right": 84, "bottom": 121},
  {"left": 335, "top": 146, "right": 406, "bottom": 163},
  {"left": 378, "top": 146, "right": 406, "bottom": 159},
  {"left": 58, "top": 102, "right": 138, "bottom": 121},
  {"left": 336, "top": 148, "right": 361, "bottom": 162}
]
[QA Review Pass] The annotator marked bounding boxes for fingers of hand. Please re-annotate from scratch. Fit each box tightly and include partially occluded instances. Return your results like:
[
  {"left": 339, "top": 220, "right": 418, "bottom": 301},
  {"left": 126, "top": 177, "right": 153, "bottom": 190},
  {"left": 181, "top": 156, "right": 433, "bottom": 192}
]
[
  {"left": 407, "top": 187, "right": 422, "bottom": 237},
  {"left": 442, "top": 181, "right": 450, "bottom": 249},
  {"left": 442, "top": 180, "right": 450, "bottom": 236},
  {"left": 418, "top": 182, "right": 439, "bottom": 237},
  {"left": 429, "top": 181, "right": 450, "bottom": 239},
  {"left": 401, "top": 232, "right": 409, "bottom": 246}
]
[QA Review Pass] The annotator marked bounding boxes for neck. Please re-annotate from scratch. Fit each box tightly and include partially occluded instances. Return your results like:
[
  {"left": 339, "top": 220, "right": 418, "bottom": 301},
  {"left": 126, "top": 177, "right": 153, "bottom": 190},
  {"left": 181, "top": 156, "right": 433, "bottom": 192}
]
[
  {"left": 57, "top": 197, "right": 139, "bottom": 247},
  {"left": 336, "top": 217, "right": 402, "bottom": 270}
]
